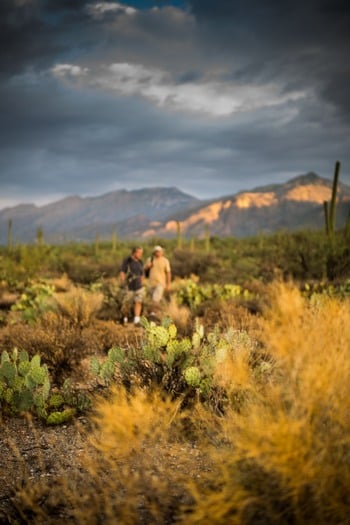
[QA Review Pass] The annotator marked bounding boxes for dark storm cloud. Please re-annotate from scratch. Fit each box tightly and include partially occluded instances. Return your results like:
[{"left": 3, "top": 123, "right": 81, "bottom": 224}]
[
  {"left": 0, "top": 0, "right": 97, "bottom": 76},
  {"left": 44, "top": 0, "right": 90, "bottom": 9},
  {"left": 0, "top": 0, "right": 46, "bottom": 74},
  {"left": 188, "top": 0, "right": 350, "bottom": 120}
]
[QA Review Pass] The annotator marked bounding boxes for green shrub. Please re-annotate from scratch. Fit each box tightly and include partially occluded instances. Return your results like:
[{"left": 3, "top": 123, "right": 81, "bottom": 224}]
[
  {"left": 90, "top": 316, "right": 261, "bottom": 414},
  {"left": 174, "top": 277, "right": 245, "bottom": 310},
  {"left": 11, "top": 282, "right": 55, "bottom": 323}
]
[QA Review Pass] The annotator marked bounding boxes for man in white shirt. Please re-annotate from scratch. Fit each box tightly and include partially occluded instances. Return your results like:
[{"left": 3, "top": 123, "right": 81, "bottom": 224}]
[{"left": 144, "top": 245, "right": 171, "bottom": 314}]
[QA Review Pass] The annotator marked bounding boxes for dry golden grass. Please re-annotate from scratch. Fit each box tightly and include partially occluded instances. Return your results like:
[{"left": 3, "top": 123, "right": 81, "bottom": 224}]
[
  {"left": 3, "top": 311, "right": 85, "bottom": 374},
  {"left": 213, "top": 333, "right": 256, "bottom": 397},
  {"left": 45, "top": 273, "right": 73, "bottom": 293},
  {"left": 52, "top": 287, "right": 104, "bottom": 328},
  {"left": 2, "top": 314, "right": 145, "bottom": 387},
  {"left": 201, "top": 298, "right": 261, "bottom": 337}
]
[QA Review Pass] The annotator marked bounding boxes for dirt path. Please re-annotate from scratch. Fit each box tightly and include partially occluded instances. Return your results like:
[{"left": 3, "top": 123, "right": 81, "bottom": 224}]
[{"left": 1, "top": 415, "right": 88, "bottom": 522}]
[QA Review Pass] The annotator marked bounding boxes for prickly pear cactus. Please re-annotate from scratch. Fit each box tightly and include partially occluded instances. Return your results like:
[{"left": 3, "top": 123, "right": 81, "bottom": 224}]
[
  {"left": 184, "top": 366, "right": 202, "bottom": 387},
  {"left": 90, "top": 356, "right": 100, "bottom": 376},
  {"left": 141, "top": 321, "right": 164, "bottom": 362},
  {"left": 49, "top": 393, "right": 65, "bottom": 408},
  {"left": 100, "top": 360, "right": 115, "bottom": 383},
  {"left": 29, "top": 366, "right": 47, "bottom": 385},
  {"left": 14, "top": 389, "right": 34, "bottom": 412},
  {"left": 11, "top": 282, "right": 55, "bottom": 323},
  {"left": 192, "top": 320, "right": 204, "bottom": 350},
  {"left": 168, "top": 323, "right": 177, "bottom": 339},
  {"left": 0, "top": 348, "right": 51, "bottom": 418},
  {"left": 0, "top": 361, "right": 16, "bottom": 387},
  {"left": 108, "top": 346, "right": 125, "bottom": 364},
  {"left": 176, "top": 278, "right": 245, "bottom": 309},
  {"left": 1, "top": 351, "right": 10, "bottom": 364},
  {"left": 46, "top": 408, "right": 76, "bottom": 425},
  {"left": 142, "top": 319, "right": 185, "bottom": 365},
  {"left": 148, "top": 325, "right": 170, "bottom": 348},
  {"left": 18, "top": 360, "right": 31, "bottom": 376},
  {"left": 90, "top": 352, "right": 118, "bottom": 386},
  {"left": 165, "top": 338, "right": 192, "bottom": 367}
]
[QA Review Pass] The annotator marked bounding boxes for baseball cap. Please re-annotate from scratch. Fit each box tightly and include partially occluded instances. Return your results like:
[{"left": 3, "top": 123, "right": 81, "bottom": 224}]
[{"left": 153, "top": 245, "right": 163, "bottom": 253}]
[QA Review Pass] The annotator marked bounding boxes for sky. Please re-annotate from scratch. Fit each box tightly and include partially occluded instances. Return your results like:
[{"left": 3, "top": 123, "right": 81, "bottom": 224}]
[{"left": 1, "top": 0, "right": 350, "bottom": 209}]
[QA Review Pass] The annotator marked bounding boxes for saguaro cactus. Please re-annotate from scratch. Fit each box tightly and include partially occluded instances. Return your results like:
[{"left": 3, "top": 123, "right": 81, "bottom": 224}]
[
  {"left": 323, "top": 201, "right": 330, "bottom": 236},
  {"left": 176, "top": 221, "right": 182, "bottom": 249},
  {"left": 7, "top": 219, "right": 13, "bottom": 253},
  {"left": 329, "top": 161, "right": 340, "bottom": 233},
  {"left": 111, "top": 227, "right": 117, "bottom": 253},
  {"left": 36, "top": 225, "right": 44, "bottom": 246},
  {"left": 204, "top": 224, "right": 211, "bottom": 253},
  {"left": 345, "top": 209, "right": 350, "bottom": 237},
  {"left": 324, "top": 161, "right": 340, "bottom": 237},
  {"left": 95, "top": 232, "right": 100, "bottom": 256}
]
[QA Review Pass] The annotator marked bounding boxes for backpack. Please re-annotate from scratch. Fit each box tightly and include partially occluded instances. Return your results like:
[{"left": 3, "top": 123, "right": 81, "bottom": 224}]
[
  {"left": 124, "top": 256, "right": 142, "bottom": 289},
  {"left": 144, "top": 256, "right": 153, "bottom": 278}
]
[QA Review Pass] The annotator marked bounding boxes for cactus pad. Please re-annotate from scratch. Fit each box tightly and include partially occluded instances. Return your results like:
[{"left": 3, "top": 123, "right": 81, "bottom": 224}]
[
  {"left": 46, "top": 408, "right": 76, "bottom": 425},
  {"left": 184, "top": 367, "right": 202, "bottom": 387}
]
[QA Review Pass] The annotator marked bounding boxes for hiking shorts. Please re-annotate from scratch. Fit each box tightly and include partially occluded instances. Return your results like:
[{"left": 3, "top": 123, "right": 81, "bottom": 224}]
[
  {"left": 150, "top": 284, "right": 165, "bottom": 303},
  {"left": 124, "top": 287, "right": 144, "bottom": 304}
]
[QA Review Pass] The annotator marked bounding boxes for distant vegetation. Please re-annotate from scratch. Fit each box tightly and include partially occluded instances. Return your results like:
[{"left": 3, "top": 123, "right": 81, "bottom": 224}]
[{"left": 1, "top": 227, "right": 350, "bottom": 286}]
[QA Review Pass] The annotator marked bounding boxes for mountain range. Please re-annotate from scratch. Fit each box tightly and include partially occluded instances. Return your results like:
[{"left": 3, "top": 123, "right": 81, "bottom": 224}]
[{"left": 1, "top": 173, "right": 350, "bottom": 244}]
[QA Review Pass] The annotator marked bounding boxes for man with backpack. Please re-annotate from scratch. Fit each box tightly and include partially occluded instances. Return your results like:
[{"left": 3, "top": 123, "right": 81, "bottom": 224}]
[{"left": 119, "top": 246, "right": 144, "bottom": 326}]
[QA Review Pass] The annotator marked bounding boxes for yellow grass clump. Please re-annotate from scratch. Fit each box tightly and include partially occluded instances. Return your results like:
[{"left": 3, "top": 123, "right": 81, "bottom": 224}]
[
  {"left": 162, "top": 295, "right": 191, "bottom": 334},
  {"left": 185, "top": 282, "right": 350, "bottom": 524},
  {"left": 52, "top": 287, "right": 104, "bottom": 328},
  {"left": 13, "top": 388, "right": 205, "bottom": 524}
]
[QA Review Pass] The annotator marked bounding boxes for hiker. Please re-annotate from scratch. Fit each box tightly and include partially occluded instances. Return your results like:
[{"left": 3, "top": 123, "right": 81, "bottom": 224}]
[
  {"left": 144, "top": 245, "right": 171, "bottom": 316},
  {"left": 119, "top": 246, "right": 144, "bottom": 326}
]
